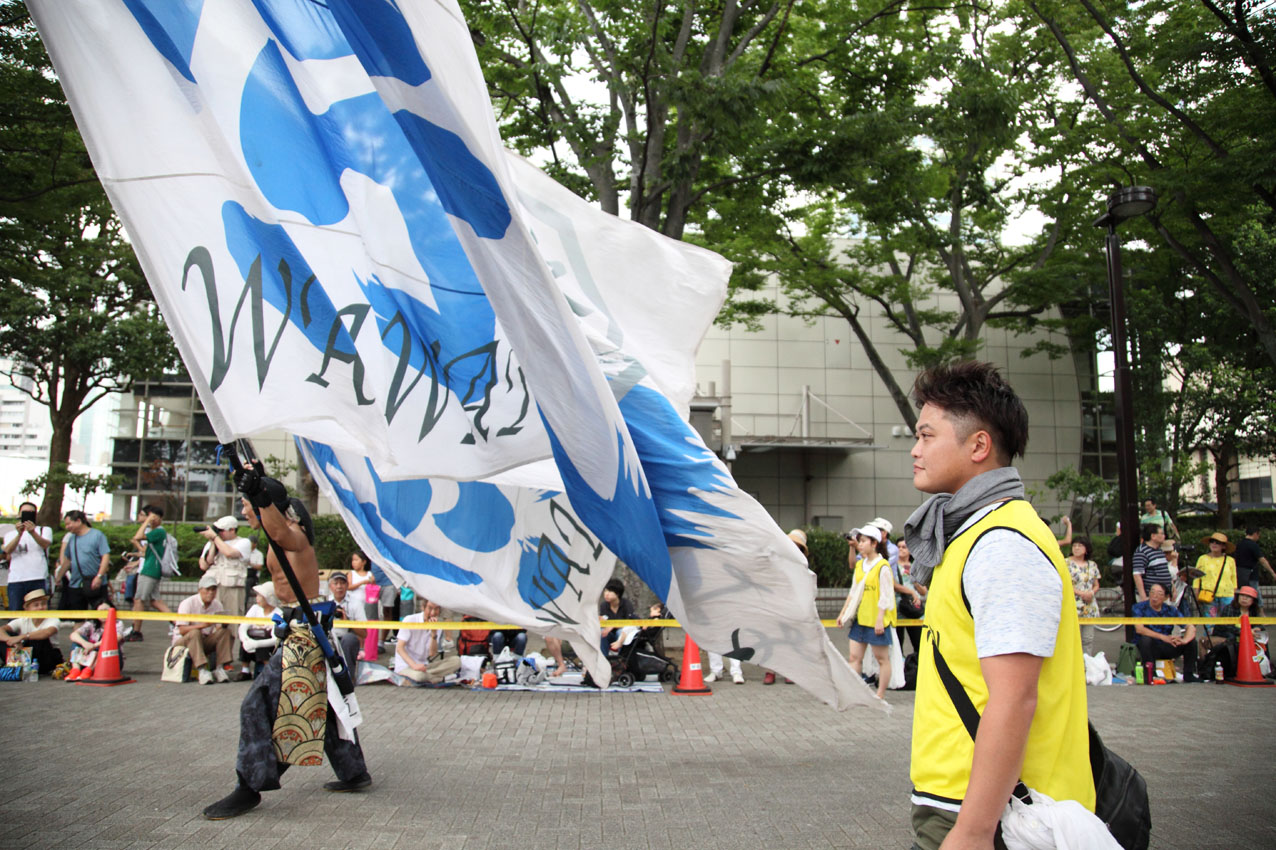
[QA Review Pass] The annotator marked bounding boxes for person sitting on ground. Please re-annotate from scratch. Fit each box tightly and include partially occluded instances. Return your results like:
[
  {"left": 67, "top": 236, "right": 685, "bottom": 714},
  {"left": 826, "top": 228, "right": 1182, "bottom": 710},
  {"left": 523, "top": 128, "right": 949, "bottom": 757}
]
[
  {"left": 174, "top": 574, "right": 234, "bottom": 685},
  {"left": 599, "top": 578, "right": 634, "bottom": 656},
  {"left": 238, "top": 582, "right": 281, "bottom": 680},
  {"left": 393, "top": 599, "right": 461, "bottom": 684},
  {"left": 65, "top": 602, "right": 126, "bottom": 680},
  {"left": 326, "top": 571, "right": 366, "bottom": 675},
  {"left": 1208, "top": 585, "right": 1264, "bottom": 645},
  {"left": 1194, "top": 532, "right": 1238, "bottom": 620},
  {"left": 542, "top": 635, "right": 572, "bottom": 677},
  {"left": 490, "top": 627, "right": 528, "bottom": 657},
  {"left": 1131, "top": 582, "right": 1200, "bottom": 682},
  {"left": 0, "top": 588, "right": 64, "bottom": 672}
]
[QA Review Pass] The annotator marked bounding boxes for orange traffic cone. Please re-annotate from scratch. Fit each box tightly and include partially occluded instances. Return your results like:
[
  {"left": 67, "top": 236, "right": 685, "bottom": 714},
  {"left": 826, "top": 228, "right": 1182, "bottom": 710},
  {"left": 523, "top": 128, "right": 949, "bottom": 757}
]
[
  {"left": 672, "top": 633, "right": 711, "bottom": 695},
  {"left": 1227, "top": 612, "right": 1274, "bottom": 688},
  {"left": 76, "top": 607, "right": 136, "bottom": 687}
]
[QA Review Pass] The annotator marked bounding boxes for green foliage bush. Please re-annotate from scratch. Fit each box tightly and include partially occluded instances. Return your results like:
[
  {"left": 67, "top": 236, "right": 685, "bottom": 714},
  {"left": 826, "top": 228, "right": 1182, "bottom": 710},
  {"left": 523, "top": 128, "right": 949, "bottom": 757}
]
[{"left": 805, "top": 526, "right": 852, "bottom": 587}]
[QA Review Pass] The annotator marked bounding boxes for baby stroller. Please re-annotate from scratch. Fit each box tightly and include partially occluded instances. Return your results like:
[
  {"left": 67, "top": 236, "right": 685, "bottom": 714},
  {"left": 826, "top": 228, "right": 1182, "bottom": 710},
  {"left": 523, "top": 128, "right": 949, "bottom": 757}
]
[{"left": 609, "top": 622, "right": 678, "bottom": 687}]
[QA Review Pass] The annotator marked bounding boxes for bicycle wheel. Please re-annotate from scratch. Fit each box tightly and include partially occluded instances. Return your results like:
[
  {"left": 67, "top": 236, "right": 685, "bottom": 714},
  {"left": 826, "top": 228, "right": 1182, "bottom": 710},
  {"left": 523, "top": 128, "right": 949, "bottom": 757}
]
[{"left": 1094, "top": 605, "right": 1124, "bottom": 632}]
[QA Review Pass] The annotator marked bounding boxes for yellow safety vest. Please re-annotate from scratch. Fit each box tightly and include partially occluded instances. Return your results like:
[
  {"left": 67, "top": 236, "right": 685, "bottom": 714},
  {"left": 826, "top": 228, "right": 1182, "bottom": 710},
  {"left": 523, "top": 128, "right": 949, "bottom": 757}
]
[
  {"left": 853, "top": 557, "right": 896, "bottom": 628},
  {"left": 910, "top": 499, "right": 1094, "bottom": 811}
]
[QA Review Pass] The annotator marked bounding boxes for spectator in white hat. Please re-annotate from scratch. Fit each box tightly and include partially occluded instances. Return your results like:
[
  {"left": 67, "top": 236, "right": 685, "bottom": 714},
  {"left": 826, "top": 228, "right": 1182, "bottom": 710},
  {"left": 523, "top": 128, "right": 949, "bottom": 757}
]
[{"left": 198, "top": 516, "right": 252, "bottom": 616}]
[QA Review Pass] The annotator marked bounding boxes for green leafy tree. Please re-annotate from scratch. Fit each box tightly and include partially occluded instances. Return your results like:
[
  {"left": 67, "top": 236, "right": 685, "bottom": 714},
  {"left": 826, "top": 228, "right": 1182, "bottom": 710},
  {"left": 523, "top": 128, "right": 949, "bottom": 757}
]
[
  {"left": 0, "top": 4, "right": 179, "bottom": 524},
  {"left": 1023, "top": 0, "right": 1276, "bottom": 371},
  {"left": 20, "top": 464, "right": 124, "bottom": 513}
]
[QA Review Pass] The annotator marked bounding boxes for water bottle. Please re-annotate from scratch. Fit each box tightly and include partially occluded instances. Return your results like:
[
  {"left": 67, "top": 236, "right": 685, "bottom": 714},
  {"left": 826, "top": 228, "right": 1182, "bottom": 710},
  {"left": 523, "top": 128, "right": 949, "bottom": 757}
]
[
  {"left": 1214, "top": 661, "right": 1224, "bottom": 682},
  {"left": 1134, "top": 663, "right": 1144, "bottom": 684}
]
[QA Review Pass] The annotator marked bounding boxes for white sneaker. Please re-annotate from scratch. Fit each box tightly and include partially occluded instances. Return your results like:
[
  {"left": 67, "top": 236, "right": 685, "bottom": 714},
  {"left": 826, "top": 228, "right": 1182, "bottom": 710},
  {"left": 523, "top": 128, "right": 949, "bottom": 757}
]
[
  {"left": 213, "top": 666, "right": 230, "bottom": 683},
  {"left": 704, "top": 670, "right": 724, "bottom": 683},
  {"left": 731, "top": 670, "right": 745, "bottom": 684},
  {"left": 198, "top": 669, "right": 214, "bottom": 685}
]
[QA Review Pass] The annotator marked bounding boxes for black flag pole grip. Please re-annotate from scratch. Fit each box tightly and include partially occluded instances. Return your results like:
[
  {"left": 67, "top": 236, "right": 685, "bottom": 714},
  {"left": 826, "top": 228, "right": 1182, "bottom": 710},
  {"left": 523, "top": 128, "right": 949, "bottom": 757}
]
[{"left": 222, "top": 441, "right": 354, "bottom": 696}]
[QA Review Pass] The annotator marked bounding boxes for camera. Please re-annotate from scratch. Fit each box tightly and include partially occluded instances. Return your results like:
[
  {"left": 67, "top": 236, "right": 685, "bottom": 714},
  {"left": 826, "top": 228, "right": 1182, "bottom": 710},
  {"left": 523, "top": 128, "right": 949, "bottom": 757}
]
[
  {"left": 20, "top": 510, "right": 37, "bottom": 524},
  {"left": 193, "top": 525, "right": 209, "bottom": 533}
]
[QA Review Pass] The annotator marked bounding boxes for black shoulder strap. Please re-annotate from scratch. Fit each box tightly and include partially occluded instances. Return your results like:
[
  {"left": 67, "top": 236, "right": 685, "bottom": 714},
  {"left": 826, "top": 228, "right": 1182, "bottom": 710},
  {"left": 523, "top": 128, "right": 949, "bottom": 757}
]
[{"left": 931, "top": 639, "right": 1032, "bottom": 805}]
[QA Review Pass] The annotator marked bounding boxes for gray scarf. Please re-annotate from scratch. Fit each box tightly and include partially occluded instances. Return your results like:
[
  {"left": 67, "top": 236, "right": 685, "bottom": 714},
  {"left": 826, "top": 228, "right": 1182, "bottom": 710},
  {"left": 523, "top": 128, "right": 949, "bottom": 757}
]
[{"left": 903, "top": 467, "right": 1025, "bottom": 584}]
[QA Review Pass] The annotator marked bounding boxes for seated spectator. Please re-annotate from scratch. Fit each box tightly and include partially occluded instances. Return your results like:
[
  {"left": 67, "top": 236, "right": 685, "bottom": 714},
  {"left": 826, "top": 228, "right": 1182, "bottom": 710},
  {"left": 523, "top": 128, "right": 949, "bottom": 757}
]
[
  {"left": 458, "top": 616, "right": 493, "bottom": 657},
  {"left": 1132, "top": 582, "right": 1200, "bottom": 682},
  {"left": 0, "top": 588, "right": 64, "bottom": 672},
  {"left": 600, "top": 578, "right": 634, "bottom": 656},
  {"left": 66, "top": 602, "right": 126, "bottom": 680},
  {"left": 238, "top": 582, "right": 281, "bottom": 680},
  {"left": 1209, "top": 585, "right": 1264, "bottom": 644},
  {"left": 394, "top": 599, "right": 460, "bottom": 684},
  {"left": 327, "top": 571, "right": 366, "bottom": 675},
  {"left": 490, "top": 628, "right": 527, "bottom": 657},
  {"left": 173, "top": 574, "right": 234, "bottom": 685}
]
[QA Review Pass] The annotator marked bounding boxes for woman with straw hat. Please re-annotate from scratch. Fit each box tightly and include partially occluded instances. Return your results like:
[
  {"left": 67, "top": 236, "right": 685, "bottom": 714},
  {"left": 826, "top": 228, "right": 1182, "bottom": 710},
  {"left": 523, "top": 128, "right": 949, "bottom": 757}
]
[{"left": 1194, "top": 532, "right": 1238, "bottom": 620}]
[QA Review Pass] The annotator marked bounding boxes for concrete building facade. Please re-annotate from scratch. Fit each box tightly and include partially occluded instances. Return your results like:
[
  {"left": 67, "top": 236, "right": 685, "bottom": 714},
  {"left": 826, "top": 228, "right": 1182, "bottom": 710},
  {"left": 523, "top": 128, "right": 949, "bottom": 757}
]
[{"left": 691, "top": 278, "right": 1086, "bottom": 536}]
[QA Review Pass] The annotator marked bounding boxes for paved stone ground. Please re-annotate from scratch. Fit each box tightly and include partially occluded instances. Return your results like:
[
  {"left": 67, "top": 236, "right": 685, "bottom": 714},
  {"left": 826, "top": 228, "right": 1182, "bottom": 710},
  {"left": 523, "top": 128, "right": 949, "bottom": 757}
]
[{"left": 0, "top": 625, "right": 1272, "bottom": 850}]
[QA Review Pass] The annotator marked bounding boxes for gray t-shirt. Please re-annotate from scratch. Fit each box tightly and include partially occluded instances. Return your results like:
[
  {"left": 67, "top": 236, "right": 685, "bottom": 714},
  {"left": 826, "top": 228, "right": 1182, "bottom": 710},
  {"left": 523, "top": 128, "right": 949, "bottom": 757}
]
[{"left": 957, "top": 504, "right": 1062, "bottom": 659}]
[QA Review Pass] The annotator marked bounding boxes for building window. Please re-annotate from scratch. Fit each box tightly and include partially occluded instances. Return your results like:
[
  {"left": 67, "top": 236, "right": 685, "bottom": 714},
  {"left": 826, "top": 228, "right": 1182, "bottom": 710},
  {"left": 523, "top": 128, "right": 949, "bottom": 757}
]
[{"left": 1239, "top": 476, "right": 1273, "bottom": 505}]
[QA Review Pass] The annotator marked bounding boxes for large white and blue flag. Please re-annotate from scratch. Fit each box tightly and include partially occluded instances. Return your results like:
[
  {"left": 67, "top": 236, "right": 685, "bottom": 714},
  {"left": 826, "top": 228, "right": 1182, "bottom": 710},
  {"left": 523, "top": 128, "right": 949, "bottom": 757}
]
[{"left": 30, "top": 0, "right": 871, "bottom": 707}]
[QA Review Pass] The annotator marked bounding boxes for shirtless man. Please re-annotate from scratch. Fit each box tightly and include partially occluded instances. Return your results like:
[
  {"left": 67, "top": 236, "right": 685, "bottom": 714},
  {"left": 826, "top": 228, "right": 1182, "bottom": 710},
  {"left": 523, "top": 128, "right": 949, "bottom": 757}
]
[{"left": 202, "top": 468, "right": 371, "bottom": 819}]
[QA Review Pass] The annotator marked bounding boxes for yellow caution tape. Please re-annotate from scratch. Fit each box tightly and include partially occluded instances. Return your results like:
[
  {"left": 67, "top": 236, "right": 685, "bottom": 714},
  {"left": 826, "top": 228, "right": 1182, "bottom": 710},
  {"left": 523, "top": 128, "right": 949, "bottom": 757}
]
[{"left": 6, "top": 611, "right": 1273, "bottom": 630}]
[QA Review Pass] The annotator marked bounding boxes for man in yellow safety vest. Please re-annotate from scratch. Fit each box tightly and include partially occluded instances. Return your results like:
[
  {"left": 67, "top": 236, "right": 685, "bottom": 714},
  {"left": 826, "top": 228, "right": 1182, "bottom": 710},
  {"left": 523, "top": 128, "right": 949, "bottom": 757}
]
[{"left": 903, "top": 362, "right": 1093, "bottom": 850}]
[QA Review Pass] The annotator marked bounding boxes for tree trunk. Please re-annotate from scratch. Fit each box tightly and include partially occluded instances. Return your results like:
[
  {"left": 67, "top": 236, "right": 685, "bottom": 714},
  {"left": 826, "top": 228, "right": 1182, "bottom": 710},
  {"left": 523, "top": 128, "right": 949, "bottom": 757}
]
[
  {"left": 1212, "top": 442, "right": 1235, "bottom": 530},
  {"left": 36, "top": 413, "right": 76, "bottom": 526},
  {"left": 838, "top": 308, "right": 918, "bottom": 431},
  {"left": 298, "top": 452, "right": 321, "bottom": 515}
]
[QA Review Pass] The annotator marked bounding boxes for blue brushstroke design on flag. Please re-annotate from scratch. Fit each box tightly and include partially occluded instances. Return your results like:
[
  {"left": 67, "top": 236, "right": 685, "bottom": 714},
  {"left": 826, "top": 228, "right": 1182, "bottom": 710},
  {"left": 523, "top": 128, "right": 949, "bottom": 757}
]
[
  {"left": 517, "top": 539, "right": 578, "bottom": 611},
  {"left": 250, "top": 0, "right": 352, "bottom": 63},
  {"left": 360, "top": 458, "right": 431, "bottom": 539},
  {"left": 434, "top": 482, "right": 516, "bottom": 554},
  {"left": 543, "top": 421, "right": 671, "bottom": 601},
  {"left": 121, "top": 0, "right": 203, "bottom": 83},
  {"left": 616, "top": 385, "right": 740, "bottom": 549},
  {"left": 304, "top": 441, "right": 482, "bottom": 586}
]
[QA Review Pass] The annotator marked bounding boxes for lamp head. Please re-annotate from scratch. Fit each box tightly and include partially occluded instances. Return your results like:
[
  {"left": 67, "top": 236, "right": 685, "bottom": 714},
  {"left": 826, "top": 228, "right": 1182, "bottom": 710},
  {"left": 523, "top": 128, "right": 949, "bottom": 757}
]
[{"left": 1106, "top": 186, "right": 1157, "bottom": 223}]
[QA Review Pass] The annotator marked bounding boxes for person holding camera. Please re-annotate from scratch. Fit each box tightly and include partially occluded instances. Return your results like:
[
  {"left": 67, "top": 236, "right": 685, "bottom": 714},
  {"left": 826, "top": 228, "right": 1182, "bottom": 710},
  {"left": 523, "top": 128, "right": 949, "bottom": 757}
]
[
  {"left": 198, "top": 516, "right": 252, "bottom": 616},
  {"left": 128, "top": 506, "right": 173, "bottom": 640},
  {"left": 3, "top": 501, "right": 52, "bottom": 612}
]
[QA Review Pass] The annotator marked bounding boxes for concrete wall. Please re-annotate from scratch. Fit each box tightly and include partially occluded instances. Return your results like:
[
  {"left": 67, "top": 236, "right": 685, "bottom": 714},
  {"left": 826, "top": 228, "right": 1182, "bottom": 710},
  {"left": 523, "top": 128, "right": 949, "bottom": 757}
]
[{"left": 695, "top": 277, "right": 1082, "bottom": 535}]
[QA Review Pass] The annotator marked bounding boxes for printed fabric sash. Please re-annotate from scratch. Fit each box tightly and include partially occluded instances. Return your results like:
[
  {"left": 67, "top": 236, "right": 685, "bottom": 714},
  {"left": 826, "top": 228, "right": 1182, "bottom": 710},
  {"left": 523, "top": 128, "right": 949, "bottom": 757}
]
[{"left": 272, "top": 625, "right": 327, "bottom": 766}]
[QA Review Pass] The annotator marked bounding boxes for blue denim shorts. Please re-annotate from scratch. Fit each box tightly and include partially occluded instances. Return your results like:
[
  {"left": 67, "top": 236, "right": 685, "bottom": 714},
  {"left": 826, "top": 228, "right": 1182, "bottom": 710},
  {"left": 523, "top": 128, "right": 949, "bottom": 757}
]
[{"left": 848, "top": 622, "right": 891, "bottom": 647}]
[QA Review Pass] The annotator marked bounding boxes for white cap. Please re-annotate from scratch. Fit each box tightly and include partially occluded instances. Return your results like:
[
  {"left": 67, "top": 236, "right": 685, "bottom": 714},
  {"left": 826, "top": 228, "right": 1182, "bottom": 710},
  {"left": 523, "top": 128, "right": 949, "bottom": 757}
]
[
  {"left": 212, "top": 516, "right": 239, "bottom": 531},
  {"left": 198, "top": 573, "right": 218, "bottom": 589},
  {"left": 870, "top": 517, "right": 893, "bottom": 535}
]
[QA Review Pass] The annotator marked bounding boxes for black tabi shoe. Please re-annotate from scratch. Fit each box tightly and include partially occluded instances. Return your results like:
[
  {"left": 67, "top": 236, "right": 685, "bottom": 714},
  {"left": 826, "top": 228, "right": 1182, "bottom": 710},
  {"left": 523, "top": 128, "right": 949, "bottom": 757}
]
[
  {"left": 323, "top": 772, "right": 372, "bottom": 792},
  {"left": 202, "top": 785, "right": 261, "bottom": 819}
]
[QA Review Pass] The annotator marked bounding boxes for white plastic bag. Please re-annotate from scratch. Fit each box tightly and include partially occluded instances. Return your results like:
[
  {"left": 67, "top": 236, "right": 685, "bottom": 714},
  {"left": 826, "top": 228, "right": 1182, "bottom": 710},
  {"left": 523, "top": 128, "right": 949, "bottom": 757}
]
[
  {"left": 1000, "top": 788, "right": 1121, "bottom": 850},
  {"left": 1083, "top": 651, "right": 1113, "bottom": 686}
]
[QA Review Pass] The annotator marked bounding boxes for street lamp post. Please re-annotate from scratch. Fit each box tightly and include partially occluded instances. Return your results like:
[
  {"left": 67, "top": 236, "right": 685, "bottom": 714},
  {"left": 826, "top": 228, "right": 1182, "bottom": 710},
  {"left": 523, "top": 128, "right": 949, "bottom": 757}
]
[{"left": 1095, "top": 186, "right": 1157, "bottom": 644}]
